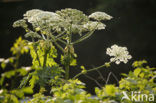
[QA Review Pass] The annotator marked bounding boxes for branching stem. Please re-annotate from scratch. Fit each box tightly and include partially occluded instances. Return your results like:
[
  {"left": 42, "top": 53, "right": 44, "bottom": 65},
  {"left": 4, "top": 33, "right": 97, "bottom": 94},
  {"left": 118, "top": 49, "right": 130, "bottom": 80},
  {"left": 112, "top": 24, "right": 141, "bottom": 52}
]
[{"left": 73, "top": 63, "right": 109, "bottom": 79}]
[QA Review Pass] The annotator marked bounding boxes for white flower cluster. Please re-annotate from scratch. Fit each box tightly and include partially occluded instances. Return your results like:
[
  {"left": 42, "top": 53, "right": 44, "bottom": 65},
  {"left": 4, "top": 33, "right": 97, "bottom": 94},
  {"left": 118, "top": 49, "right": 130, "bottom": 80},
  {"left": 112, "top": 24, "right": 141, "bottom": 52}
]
[
  {"left": 89, "top": 12, "right": 113, "bottom": 21},
  {"left": 13, "top": 8, "right": 113, "bottom": 37},
  {"left": 13, "top": 19, "right": 27, "bottom": 28},
  {"left": 83, "top": 21, "right": 106, "bottom": 30},
  {"left": 106, "top": 44, "right": 132, "bottom": 64},
  {"left": 24, "top": 9, "right": 61, "bottom": 23},
  {"left": 23, "top": 9, "right": 42, "bottom": 22}
]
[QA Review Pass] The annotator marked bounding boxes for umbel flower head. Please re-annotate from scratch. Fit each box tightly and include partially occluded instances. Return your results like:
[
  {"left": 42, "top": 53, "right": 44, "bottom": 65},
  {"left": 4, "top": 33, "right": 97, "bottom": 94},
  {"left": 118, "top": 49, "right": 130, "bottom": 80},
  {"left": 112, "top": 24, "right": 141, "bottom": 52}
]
[
  {"left": 106, "top": 44, "right": 132, "bottom": 64},
  {"left": 89, "top": 12, "right": 113, "bottom": 21},
  {"left": 13, "top": 8, "right": 112, "bottom": 42},
  {"left": 23, "top": 9, "right": 61, "bottom": 28},
  {"left": 83, "top": 21, "right": 106, "bottom": 30}
]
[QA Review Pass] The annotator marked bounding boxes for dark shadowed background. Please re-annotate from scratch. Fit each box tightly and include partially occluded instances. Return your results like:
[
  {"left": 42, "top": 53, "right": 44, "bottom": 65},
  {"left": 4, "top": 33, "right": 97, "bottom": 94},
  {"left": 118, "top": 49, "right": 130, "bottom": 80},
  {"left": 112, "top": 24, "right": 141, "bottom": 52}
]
[{"left": 0, "top": 0, "right": 156, "bottom": 94}]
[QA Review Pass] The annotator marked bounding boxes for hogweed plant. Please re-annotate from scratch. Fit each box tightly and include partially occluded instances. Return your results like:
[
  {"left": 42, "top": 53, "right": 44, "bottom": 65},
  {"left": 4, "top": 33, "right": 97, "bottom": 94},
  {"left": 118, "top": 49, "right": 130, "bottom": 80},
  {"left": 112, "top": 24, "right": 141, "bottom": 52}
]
[
  {"left": 12, "top": 8, "right": 117, "bottom": 82},
  {"left": 0, "top": 8, "right": 155, "bottom": 103}
]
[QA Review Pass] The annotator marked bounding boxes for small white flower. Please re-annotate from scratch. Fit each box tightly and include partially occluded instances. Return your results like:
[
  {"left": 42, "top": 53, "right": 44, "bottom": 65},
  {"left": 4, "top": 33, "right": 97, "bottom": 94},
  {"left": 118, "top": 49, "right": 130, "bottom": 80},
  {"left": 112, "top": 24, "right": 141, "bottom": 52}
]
[
  {"left": 23, "top": 66, "right": 31, "bottom": 71},
  {"left": 4, "top": 59, "right": 9, "bottom": 64},
  {"left": 89, "top": 12, "right": 113, "bottom": 21},
  {"left": 106, "top": 44, "right": 132, "bottom": 64},
  {"left": 0, "top": 58, "right": 4, "bottom": 62},
  {"left": 0, "top": 89, "right": 3, "bottom": 94},
  {"left": 83, "top": 21, "right": 106, "bottom": 30}
]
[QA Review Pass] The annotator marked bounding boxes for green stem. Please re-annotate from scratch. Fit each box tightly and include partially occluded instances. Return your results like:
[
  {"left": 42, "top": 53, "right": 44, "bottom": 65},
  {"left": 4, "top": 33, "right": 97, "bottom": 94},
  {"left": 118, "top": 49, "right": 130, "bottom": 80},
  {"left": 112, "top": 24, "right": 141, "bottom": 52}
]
[
  {"left": 64, "top": 48, "right": 71, "bottom": 80},
  {"left": 65, "top": 63, "right": 70, "bottom": 80},
  {"left": 71, "top": 22, "right": 99, "bottom": 45},
  {"left": 53, "top": 41, "right": 64, "bottom": 53},
  {"left": 14, "top": 54, "right": 20, "bottom": 69},
  {"left": 56, "top": 31, "right": 66, "bottom": 38},
  {"left": 73, "top": 63, "right": 107, "bottom": 79},
  {"left": 43, "top": 49, "right": 48, "bottom": 67},
  {"left": 50, "top": 34, "right": 65, "bottom": 53},
  {"left": 57, "top": 38, "right": 67, "bottom": 45},
  {"left": 34, "top": 47, "right": 41, "bottom": 66},
  {"left": 65, "top": 25, "right": 72, "bottom": 80}
]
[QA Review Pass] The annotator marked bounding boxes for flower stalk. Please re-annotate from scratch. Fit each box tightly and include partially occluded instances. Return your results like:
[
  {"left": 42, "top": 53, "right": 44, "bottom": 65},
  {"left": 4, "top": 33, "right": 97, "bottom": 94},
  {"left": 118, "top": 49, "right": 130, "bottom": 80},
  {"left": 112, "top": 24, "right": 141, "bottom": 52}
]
[{"left": 73, "top": 62, "right": 110, "bottom": 79}]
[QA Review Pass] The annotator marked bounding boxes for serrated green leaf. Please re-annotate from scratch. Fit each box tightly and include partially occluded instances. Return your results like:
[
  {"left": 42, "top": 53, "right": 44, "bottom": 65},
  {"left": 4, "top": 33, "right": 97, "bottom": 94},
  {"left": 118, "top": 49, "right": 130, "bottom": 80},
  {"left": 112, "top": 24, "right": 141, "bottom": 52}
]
[
  {"left": 105, "top": 85, "right": 116, "bottom": 96},
  {"left": 1, "top": 62, "right": 6, "bottom": 69},
  {"left": 134, "top": 68, "right": 141, "bottom": 77},
  {"left": 22, "top": 87, "right": 33, "bottom": 94},
  {"left": 121, "top": 73, "right": 127, "bottom": 77},
  {"left": 139, "top": 73, "right": 144, "bottom": 78},
  {"left": 19, "top": 74, "right": 32, "bottom": 88},
  {"left": 29, "top": 75, "right": 39, "bottom": 88},
  {"left": 70, "top": 59, "right": 77, "bottom": 66}
]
